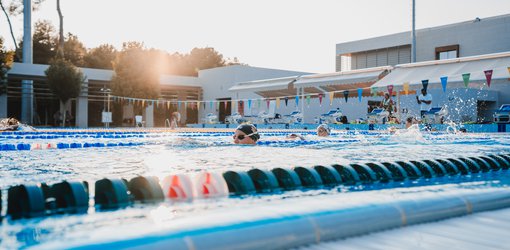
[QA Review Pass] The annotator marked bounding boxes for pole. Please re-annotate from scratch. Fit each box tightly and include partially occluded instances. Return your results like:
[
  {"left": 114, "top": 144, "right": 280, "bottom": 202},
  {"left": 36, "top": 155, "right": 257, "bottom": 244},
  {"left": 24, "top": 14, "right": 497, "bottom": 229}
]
[
  {"left": 21, "top": 0, "right": 33, "bottom": 124},
  {"left": 411, "top": 0, "right": 416, "bottom": 63}
]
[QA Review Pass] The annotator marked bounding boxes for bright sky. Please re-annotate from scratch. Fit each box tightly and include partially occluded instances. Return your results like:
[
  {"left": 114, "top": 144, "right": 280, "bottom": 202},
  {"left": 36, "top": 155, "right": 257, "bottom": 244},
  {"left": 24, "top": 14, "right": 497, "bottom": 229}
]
[{"left": 1, "top": 0, "right": 509, "bottom": 73}]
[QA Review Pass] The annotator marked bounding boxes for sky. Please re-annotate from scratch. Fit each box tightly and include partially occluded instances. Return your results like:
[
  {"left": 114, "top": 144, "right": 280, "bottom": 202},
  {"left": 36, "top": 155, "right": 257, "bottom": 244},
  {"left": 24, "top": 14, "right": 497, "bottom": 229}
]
[{"left": 1, "top": 0, "right": 509, "bottom": 73}]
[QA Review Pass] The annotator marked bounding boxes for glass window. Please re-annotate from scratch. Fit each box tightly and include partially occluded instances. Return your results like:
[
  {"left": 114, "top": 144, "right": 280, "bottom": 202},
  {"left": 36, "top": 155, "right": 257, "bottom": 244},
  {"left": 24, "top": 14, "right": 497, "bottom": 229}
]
[{"left": 439, "top": 50, "right": 458, "bottom": 60}]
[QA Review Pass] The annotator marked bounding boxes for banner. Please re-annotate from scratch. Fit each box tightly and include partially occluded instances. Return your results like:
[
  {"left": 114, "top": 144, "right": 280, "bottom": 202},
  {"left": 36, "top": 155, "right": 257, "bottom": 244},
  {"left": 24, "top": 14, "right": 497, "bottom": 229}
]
[
  {"left": 387, "top": 85, "right": 394, "bottom": 96},
  {"left": 318, "top": 93, "right": 323, "bottom": 106},
  {"left": 484, "top": 70, "right": 493, "bottom": 87},
  {"left": 276, "top": 97, "right": 280, "bottom": 108},
  {"left": 343, "top": 90, "right": 349, "bottom": 103},
  {"left": 266, "top": 99, "right": 270, "bottom": 109},
  {"left": 295, "top": 95, "right": 299, "bottom": 107},
  {"left": 462, "top": 73, "right": 471, "bottom": 88},
  {"left": 197, "top": 101, "right": 200, "bottom": 111},
  {"left": 357, "top": 88, "right": 363, "bottom": 102},
  {"left": 421, "top": 80, "right": 429, "bottom": 91},
  {"left": 440, "top": 76, "right": 448, "bottom": 93},
  {"left": 329, "top": 92, "right": 334, "bottom": 105},
  {"left": 284, "top": 97, "right": 289, "bottom": 107},
  {"left": 203, "top": 102, "right": 206, "bottom": 110},
  {"left": 167, "top": 101, "right": 171, "bottom": 109},
  {"left": 257, "top": 99, "right": 261, "bottom": 109},
  {"left": 306, "top": 95, "right": 311, "bottom": 107},
  {"left": 248, "top": 99, "right": 252, "bottom": 109},
  {"left": 403, "top": 82, "right": 409, "bottom": 95}
]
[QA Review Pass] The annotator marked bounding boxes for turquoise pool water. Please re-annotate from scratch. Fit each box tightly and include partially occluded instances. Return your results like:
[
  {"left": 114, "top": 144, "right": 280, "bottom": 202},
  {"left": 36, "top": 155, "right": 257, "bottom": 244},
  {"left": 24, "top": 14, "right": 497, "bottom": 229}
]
[{"left": 1, "top": 128, "right": 510, "bottom": 249}]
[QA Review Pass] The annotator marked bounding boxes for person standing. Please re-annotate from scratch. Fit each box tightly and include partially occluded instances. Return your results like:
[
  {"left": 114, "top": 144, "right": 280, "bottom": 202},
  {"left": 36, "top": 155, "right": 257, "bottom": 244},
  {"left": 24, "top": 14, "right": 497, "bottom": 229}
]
[
  {"left": 416, "top": 88, "right": 432, "bottom": 118},
  {"left": 380, "top": 93, "right": 394, "bottom": 115}
]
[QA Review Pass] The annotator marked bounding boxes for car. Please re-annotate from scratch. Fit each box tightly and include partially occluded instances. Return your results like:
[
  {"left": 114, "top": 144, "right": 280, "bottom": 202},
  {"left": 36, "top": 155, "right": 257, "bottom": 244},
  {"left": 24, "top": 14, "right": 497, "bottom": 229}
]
[{"left": 494, "top": 104, "right": 510, "bottom": 123}]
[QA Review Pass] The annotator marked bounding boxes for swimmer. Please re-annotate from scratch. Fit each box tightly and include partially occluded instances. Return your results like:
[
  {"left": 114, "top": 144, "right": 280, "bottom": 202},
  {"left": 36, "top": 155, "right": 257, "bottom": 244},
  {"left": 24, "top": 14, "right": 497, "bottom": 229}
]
[
  {"left": 233, "top": 124, "right": 260, "bottom": 145},
  {"left": 286, "top": 133, "right": 305, "bottom": 140},
  {"left": 316, "top": 124, "right": 330, "bottom": 137}
]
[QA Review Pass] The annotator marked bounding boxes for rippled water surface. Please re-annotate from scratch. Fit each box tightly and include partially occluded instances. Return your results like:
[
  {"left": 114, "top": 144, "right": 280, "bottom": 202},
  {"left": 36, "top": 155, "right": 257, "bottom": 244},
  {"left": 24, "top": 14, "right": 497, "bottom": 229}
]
[{"left": 1, "top": 128, "right": 510, "bottom": 248}]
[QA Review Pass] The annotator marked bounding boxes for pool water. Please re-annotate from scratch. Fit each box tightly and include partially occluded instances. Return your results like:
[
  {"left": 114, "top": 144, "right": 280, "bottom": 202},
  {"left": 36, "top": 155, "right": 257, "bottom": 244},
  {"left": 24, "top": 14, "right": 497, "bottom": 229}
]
[{"left": 1, "top": 128, "right": 510, "bottom": 249}]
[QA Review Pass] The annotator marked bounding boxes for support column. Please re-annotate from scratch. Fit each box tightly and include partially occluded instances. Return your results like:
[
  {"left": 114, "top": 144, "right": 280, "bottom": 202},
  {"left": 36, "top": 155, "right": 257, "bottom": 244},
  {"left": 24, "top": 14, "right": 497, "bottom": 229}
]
[
  {"left": 178, "top": 92, "right": 187, "bottom": 125},
  {"left": 144, "top": 104, "right": 154, "bottom": 127},
  {"left": 0, "top": 93, "right": 6, "bottom": 117},
  {"left": 21, "top": 0, "right": 33, "bottom": 124},
  {"left": 76, "top": 80, "right": 88, "bottom": 128}
]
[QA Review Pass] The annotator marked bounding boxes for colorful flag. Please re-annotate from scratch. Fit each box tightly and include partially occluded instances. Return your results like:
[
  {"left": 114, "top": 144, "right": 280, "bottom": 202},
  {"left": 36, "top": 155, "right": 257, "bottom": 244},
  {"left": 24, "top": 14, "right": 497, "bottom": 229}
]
[
  {"left": 343, "top": 90, "right": 349, "bottom": 103},
  {"left": 357, "top": 88, "right": 363, "bottom": 102},
  {"left": 266, "top": 99, "right": 270, "bottom": 109},
  {"left": 329, "top": 92, "right": 334, "bottom": 105},
  {"left": 295, "top": 95, "right": 299, "bottom": 107},
  {"left": 421, "top": 80, "right": 429, "bottom": 91},
  {"left": 306, "top": 95, "right": 311, "bottom": 107},
  {"left": 387, "top": 85, "right": 394, "bottom": 96},
  {"left": 462, "top": 73, "right": 471, "bottom": 88},
  {"left": 257, "top": 99, "right": 261, "bottom": 109},
  {"left": 318, "top": 93, "right": 323, "bottom": 106},
  {"left": 440, "top": 76, "right": 448, "bottom": 93},
  {"left": 284, "top": 97, "right": 289, "bottom": 106},
  {"left": 248, "top": 99, "right": 252, "bottom": 109},
  {"left": 484, "top": 70, "right": 493, "bottom": 87},
  {"left": 276, "top": 98, "right": 280, "bottom": 108},
  {"left": 403, "top": 82, "right": 409, "bottom": 95}
]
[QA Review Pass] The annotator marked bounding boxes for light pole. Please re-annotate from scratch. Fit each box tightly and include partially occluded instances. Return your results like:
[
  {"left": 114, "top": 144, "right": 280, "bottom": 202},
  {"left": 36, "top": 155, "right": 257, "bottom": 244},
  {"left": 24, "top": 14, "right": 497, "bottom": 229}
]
[{"left": 100, "top": 88, "right": 111, "bottom": 128}]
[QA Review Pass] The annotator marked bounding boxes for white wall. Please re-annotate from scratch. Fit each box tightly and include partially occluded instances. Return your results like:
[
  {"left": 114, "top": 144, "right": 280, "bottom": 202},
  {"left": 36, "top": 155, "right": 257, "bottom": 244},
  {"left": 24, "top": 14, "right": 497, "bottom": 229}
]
[{"left": 198, "top": 65, "right": 311, "bottom": 122}]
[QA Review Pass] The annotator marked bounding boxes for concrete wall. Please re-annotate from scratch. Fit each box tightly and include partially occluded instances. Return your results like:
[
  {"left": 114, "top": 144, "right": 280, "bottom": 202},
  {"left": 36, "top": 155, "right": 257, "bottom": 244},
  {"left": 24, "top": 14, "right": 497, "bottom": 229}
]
[{"left": 336, "top": 14, "right": 510, "bottom": 70}]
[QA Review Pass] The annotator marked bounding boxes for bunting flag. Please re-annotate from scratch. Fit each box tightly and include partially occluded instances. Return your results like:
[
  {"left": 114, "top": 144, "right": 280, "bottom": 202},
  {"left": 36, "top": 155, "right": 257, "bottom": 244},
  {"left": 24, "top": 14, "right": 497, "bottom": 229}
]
[
  {"left": 232, "top": 101, "right": 237, "bottom": 112},
  {"left": 403, "top": 82, "right": 409, "bottom": 95},
  {"left": 197, "top": 101, "right": 200, "bottom": 111},
  {"left": 295, "top": 95, "right": 299, "bottom": 107},
  {"left": 508, "top": 67, "right": 510, "bottom": 76},
  {"left": 484, "top": 70, "right": 493, "bottom": 87},
  {"left": 329, "top": 92, "right": 334, "bottom": 105},
  {"left": 248, "top": 99, "right": 252, "bottom": 109},
  {"left": 387, "top": 85, "right": 394, "bottom": 96},
  {"left": 306, "top": 95, "right": 311, "bottom": 107},
  {"left": 276, "top": 97, "right": 280, "bottom": 108},
  {"left": 371, "top": 87, "right": 378, "bottom": 97},
  {"left": 462, "top": 73, "right": 471, "bottom": 88},
  {"left": 266, "top": 99, "right": 270, "bottom": 109},
  {"left": 357, "top": 88, "right": 363, "bottom": 102},
  {"left": 203, "top": 102, "right": 206, "bottom": 110},
  {"left": 210, "top": 101, "right": 213, "bottom": 110},
  {"left": 284, "top": 97, "right": 289, "bottom": 106},
  {"left": 343, "top": 90, "right": 349, "bottom": 103},
  {"left": 257, "top": 99, "right": 261, "bottom": 109},
  {"left": 167, "top": 101, "right": 171, "bottom": 109},
  {"left": 421, "top": 80, "right": 429, "bottom": 91},
  {"left": 216, "top": 101, "right": 220, "bottom": 110},
  {"left": 440, "top": 76, "right": 448, "bottom": 93},
  {"left": 318, "top": 93, "right": 323, "bottom": 106},
  {"left": 178, "top": 101, "right": 181, "bottom": 110},
  {"left": 142, "top": 100, "right": 145, "bottom": 107}
]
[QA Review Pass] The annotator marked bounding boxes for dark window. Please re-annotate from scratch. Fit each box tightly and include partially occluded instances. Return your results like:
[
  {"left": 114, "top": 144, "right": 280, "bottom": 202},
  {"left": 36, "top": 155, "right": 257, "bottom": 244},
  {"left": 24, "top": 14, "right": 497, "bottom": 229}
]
[{"left": 435, "top": 45, "right": 459, "bottom": 60}]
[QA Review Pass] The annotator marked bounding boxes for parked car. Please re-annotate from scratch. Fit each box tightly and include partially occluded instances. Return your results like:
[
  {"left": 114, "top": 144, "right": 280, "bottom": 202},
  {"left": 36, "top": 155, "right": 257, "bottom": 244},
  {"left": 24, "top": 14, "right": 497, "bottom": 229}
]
[{"left": 494, "top": 104, "right": 510, "bottom": 123}]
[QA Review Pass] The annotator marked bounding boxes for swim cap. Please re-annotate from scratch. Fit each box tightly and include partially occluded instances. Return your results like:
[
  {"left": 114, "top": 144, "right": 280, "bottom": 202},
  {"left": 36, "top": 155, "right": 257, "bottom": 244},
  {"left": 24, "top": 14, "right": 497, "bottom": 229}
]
[
  {"left": 317, "top": 124, "right": 331, "bottom": 134},
  {"left": 236, "top": 124, "right": 260, "bottom": 142}
]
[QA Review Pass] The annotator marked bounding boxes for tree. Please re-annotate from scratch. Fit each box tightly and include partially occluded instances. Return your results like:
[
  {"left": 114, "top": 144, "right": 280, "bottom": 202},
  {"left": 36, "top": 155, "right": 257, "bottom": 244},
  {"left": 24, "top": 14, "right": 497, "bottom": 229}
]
[
  {"left": 63, "top": 33, "right": 86, "bottom": 67},
  {"left": 45, "top": 56, "right": 85, "bottom": 126},
  {"left": 111, "top": 42, "right": 160, "bottom": 124},
  {"left": 32, "top": 20, "right": 56, "bottom": 64},
  {"left": 186, "top": 47, "right": 225, "bottom": 75},
  {"left": 0, "top": 37, "right": 14, "bottom": 95},
  {"left": 111, "top": 42, "right": 160, "bottom": 99},
  {"left": 83, "top": 44, "right": 117, "bottom": 69}
]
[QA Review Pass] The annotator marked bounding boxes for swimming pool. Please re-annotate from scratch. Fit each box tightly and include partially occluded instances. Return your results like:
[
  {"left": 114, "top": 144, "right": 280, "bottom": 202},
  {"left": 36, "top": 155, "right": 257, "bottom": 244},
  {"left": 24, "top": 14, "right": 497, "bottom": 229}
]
[{"left": 1, "top": 128, "right": 510, "bottom": 249}]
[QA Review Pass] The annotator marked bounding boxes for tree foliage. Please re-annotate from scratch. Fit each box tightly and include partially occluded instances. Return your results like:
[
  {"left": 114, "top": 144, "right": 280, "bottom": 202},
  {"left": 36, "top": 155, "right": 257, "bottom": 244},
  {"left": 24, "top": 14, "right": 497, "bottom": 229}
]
[
  {"left": 83, "top": 44, "right": 117, "bottom": 69},
  {"left": 111, "top": 42, "right": 159, "bottom": 99},
  {"left": 0, "top": 37, "right": 14, "bottom": 94},
  {"left": 63, "top": 33, "right": 86, "bottom": 66},
  {"left": 32, "top": 20, "right": 56, "bottom": 64},
  {"left": 45, "top": 56, "right": 85, "bottom": 104}
]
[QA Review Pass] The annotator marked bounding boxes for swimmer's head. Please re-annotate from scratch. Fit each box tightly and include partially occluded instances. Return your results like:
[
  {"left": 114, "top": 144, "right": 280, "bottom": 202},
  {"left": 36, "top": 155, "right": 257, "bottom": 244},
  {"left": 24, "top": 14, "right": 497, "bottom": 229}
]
[
  {"left": 233, "top": 124, "right": 260, "bottom": 144},
  {"left": 316, "top": 124, "right": 330, "bottom": 137}
]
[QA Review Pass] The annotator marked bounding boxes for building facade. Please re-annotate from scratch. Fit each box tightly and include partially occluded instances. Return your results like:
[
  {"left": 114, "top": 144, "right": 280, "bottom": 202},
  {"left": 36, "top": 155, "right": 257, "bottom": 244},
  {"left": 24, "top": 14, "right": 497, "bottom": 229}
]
[{"left": 336, "top": 14, "right": 510, "bottom": 72}]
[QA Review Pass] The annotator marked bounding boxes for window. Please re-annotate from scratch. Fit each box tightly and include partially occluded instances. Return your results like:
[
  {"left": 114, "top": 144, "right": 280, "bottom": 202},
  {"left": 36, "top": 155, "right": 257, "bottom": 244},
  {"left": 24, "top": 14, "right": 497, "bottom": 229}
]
[
  {"left": 435, "top": 45, "right": 459, "bottom": 60},
  {"left": 340, "top": 55, "right": 352, "bottom": 71}
]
